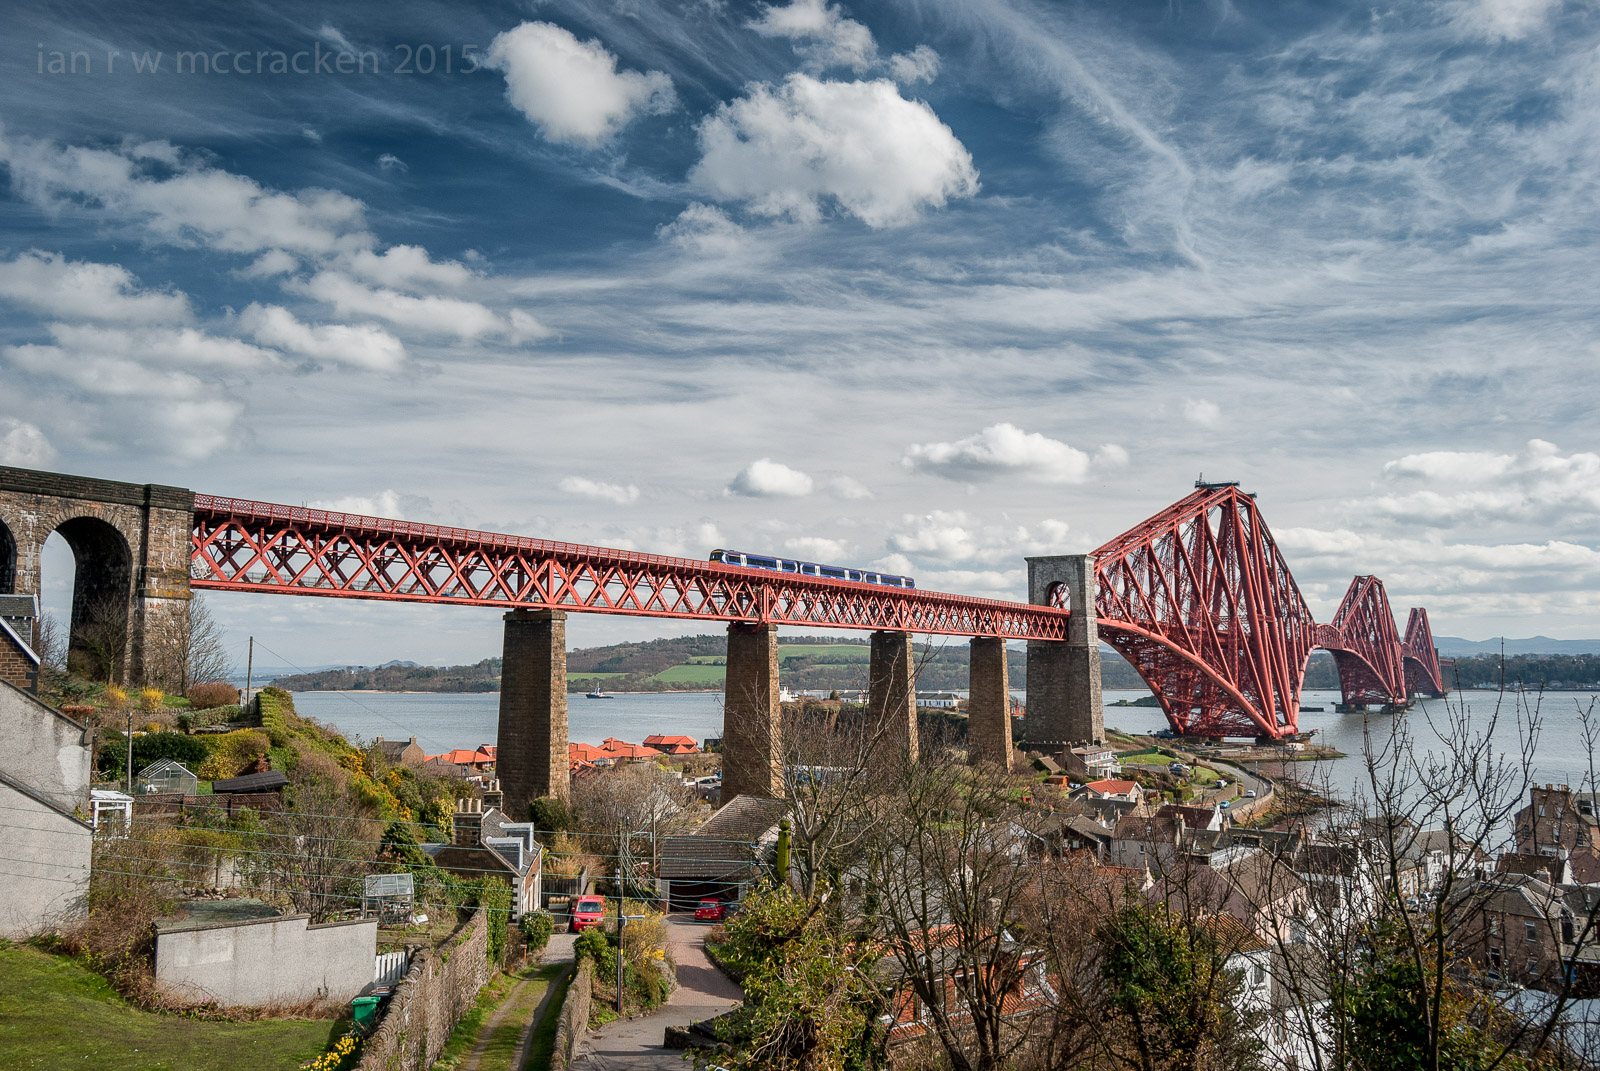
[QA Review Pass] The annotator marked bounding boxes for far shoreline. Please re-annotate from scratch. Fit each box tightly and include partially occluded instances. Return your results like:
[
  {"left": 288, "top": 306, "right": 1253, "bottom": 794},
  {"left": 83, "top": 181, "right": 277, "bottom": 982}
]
[{"left": 284, "top": 688, "right": 727, "bottom": 696}]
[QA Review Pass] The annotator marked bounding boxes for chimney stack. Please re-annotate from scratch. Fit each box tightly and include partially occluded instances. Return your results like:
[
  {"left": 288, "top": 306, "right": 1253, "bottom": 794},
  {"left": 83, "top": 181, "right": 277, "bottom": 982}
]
[
  {"left": 453, "top": 797, "right": 483, "bottom": 848},
  {"left": 482, "top": 779, "right": 503, "bottom": 811}
]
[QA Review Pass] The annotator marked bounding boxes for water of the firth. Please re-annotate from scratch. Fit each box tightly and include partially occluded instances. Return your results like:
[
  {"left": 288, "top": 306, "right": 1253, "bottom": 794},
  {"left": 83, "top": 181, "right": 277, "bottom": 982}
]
[{"left": 289, "top": 686, "right": 1598, "bottom": 805}]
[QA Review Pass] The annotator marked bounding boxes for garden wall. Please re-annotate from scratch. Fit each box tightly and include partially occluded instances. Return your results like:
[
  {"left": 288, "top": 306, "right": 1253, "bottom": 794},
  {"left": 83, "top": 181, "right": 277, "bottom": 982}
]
[
  {"left": 357, "top": 910, "right": 491, "bottom": 1071},
  {"left": 549, "top": 959, "right": 593, "bottom": 1071}
]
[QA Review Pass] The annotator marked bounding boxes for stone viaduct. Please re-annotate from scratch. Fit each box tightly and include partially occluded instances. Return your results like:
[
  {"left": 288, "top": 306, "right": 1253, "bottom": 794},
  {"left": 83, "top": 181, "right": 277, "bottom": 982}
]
[
  {"left": 0, "top": 466, "right": 193, "bottom": 685},
  {"left": 0, "top": 464, "right": 1105, "bottom": 814}
]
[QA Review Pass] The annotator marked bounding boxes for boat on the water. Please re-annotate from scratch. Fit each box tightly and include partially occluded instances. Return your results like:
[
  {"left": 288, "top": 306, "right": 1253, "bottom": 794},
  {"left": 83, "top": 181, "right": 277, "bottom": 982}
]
[{"left": 586, "top": 689, "right": 613, "bottom": 699}]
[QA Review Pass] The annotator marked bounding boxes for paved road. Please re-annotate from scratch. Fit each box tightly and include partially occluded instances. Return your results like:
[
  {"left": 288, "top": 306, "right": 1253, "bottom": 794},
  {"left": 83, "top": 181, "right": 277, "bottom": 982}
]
[{"left": 573, "top": 916, "right": 743, "bottom": 1071}]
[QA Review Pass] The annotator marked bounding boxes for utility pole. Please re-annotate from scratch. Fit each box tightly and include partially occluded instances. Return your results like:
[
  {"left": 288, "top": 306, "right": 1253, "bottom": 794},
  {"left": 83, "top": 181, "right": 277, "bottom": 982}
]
[
  {"left": 615, "top": 863, "right": 625, "bottom": 1014},
  {"left": 125, "top": 708, "right": 134, "bottom": 796},
  {"left": 244, "top": 636, "right": 254, "bottom": 715}
]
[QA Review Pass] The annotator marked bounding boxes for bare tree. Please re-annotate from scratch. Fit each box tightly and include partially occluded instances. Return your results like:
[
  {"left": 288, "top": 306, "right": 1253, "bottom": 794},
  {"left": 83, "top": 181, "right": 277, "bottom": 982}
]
[
  {"left": 247, "top": 777, "right": 379, "bottom": 922},
  {"left": 71, "top": 593, "right": 128, "bottom": 683},
  {"left": 145, "top": 593, "right": 231, "bottom": 694}
]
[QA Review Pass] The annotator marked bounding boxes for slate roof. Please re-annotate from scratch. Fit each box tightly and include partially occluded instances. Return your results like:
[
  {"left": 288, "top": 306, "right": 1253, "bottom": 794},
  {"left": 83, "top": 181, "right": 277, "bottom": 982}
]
[
  {"left": 212, "top": 770, "right": 290, "bottom": 794},
  {"left": 658, "top": 796, "right": 788, "bottom": 880}
]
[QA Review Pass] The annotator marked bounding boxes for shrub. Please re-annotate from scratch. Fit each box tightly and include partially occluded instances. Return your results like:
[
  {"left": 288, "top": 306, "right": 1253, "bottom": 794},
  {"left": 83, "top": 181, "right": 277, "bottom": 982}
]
[
  {"left": 196, "top": 729, "right": 270, "bottom": 780},
  {"left": 521, "top": 910, "right": 555, "bottom": 952},
  {"left": 98, "top": 731, "right": 211, "bottom": 781},
  {"left": 187, "top": 680, "right": 240, "bottom": 710},
  {"left": 574, "top": 928, "right": 614, "bottom": 973},
  {"left": 138, "top": 688, "right": 163, "bottom": 715},
  {"left": 103, "top": 685, "right": 128, "bottom": 710}
]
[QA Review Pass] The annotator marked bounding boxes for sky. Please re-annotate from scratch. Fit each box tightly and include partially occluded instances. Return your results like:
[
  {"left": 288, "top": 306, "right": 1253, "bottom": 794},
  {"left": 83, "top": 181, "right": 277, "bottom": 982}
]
[{"left": 3, "top": 0, "right": 1599, "bottom": 669}]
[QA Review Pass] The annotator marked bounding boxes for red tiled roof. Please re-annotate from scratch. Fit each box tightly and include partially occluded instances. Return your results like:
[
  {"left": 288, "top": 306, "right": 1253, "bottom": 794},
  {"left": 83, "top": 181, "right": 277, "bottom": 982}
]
[
  {"left": 1086, "top": 779, "right": 1139, "bottom": 794},
  {"left": 643, "top": 735, "right": 696, "bottom": 747},
  {"left": 569, "top": 742, "right": 606, "bottom": 762}
]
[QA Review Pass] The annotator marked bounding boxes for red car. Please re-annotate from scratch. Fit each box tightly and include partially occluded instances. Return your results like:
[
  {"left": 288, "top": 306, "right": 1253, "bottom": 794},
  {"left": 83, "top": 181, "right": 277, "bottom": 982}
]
[
  {"left": 570, "top": 896, "right": 606, "bottom": 933},
  {"left": 694, "top": 899, "right": 728, "bottom": 922}
]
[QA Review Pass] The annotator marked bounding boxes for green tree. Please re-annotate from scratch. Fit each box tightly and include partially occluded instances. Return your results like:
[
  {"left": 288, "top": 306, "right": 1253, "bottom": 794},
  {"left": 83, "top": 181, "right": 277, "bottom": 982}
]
[
  {"left": 706, "top": 885, "right": 886, "bottom": 1071},
  {"left": 1097, "top": 902, "right": 1261, "bottom": 1071}
]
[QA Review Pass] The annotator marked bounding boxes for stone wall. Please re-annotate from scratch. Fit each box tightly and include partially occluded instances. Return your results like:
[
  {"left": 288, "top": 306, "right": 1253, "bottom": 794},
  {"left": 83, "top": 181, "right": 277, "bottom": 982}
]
[
  {"left": 550, "top": 959, "right": 593, "bottom": 1071},
  {"left": 358, "top": 910, "right": 492, "bottom": 1071},
  {"left": 155, "top": 913, "right": 377, "bottom": 1007},
  {"left": 722, "top": 622, "right": 781, "bottom": 801},
  {"left": 496, "top": 609, "right": 568, "bottom": 813}
]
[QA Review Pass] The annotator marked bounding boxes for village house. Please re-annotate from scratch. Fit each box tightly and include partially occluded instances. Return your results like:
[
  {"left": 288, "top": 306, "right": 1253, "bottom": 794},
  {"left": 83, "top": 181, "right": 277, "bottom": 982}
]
[
  {"left": 657, "top": 795, "right": 786, "bottom": 909},
  {"left": 1082, "top": 778, "right": 1142, "bottom": 804},
  {"left": 0, "top": 595, "right": 40, "bottom": 693},
  {"left": 1453, "top": 874, "right": 1577, "bottom": 987},
  {"left": 599, "top": 737, "right": 663, "bottom": 763},
  {"left": 424, "top": 798, "right": 543, "bottom": 918},
  {"left": 1064, "top": 744, "right": 1121, "bottom": 781},
  {"left": 1514, "top": 784, "right": 1600, "bottom": 857},
  {"left": 642, "top": 734, "right": 698, "bottom": 755},
  {"left": 371, "top": 735, "right": 425, "bottom": 767}
]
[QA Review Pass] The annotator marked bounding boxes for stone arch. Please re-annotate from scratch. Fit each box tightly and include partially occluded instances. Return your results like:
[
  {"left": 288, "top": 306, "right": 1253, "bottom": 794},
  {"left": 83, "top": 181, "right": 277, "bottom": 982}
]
[
  {"left": 53, "top": 515, "right": 134, "bottom": 681},
  {"left": 0, "top": 515, "right": 14, "bottom": 594}
]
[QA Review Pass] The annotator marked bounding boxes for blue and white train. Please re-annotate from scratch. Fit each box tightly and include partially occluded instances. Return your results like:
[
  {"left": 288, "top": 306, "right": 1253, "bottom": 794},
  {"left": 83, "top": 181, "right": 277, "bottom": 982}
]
[{"left": 709, "top": 549, "right": 916, "bottom": 588}]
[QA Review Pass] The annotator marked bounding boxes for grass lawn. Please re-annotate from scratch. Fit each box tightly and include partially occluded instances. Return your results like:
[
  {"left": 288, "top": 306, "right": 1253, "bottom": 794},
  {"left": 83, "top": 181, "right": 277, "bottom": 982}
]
[
  {"left": 777, "top": 644, "right": 868, "bottom": 661},
  {"left": 0, "top": 944, "right": 340, "bottom": 1071},
  {"left": 649, "top": 664, "right": 727, "bottom": 683}
]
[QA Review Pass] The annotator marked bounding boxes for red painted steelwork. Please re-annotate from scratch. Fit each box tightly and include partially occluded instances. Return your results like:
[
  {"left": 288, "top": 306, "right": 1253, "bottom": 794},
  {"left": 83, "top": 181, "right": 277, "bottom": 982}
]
[
  {"left": 1048, "top": 485, "right": 1447, "bottom": 739},
  {"left": 189, "top": 495, "right": 1070, "bottom": 640},
  {"left": 1402, "top": 606, "right": 1447, "bottom": 698},
  {"left": 1074, "top": 485, "right": 1318, "bottom": 739}
]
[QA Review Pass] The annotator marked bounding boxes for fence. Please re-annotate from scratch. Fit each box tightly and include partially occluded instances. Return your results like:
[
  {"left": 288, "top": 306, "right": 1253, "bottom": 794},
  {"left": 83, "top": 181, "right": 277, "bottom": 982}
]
[{"left": 373, "top": 950, "right": 409, "bottom": 989}]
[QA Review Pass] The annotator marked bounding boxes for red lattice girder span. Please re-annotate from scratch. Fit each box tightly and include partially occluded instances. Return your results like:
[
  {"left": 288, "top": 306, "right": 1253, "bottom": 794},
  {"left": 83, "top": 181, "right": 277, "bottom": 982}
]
[{"left": 189, "top": 495, "right": 1070, "bottom": 640}]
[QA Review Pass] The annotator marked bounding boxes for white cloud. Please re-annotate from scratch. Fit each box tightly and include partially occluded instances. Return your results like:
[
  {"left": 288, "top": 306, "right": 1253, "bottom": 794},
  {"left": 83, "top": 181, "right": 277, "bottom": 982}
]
[
  {"left": 607, "top": 521, "right": 723, "bottom": 558},
  {"left": 784, "top": 535, "right": 852, "bottom": 561},
  {"left": 657, "top": 203, "right": 748, "bottom": 256},
  {"left": 15, "top": 323, "right": 275, "bottom": 373},
  {"left": 1453, "top": 0, "right": 1561, "bottom": 40},
  {"left": 887, "top": 45, "right": 941, "bottom": 85},
  {"left": 750, "top": 0, "right": 878, "bottom": 72},
  {"left": 240, "top": 250, "right": 299, "bottom": 278},
  {"left": 486, "top": 22, "right": 676, "bottom": 146},
  {"left": 376, "top": 153, "right": 407, "bottom": 172},
  {"left": 0, "top": 251, "right": 190, "bottom": 323},
  {"left": 309, "top": 490, "right": 405, "bottom": 518},
  {"left": 1371, "top": 439, "right": 1600, "bottom": 525},
  {"left": 726, "top": 458, "right": 814, "bottom": 497},
  {"left": 558, "top": 476, "right": 640, "bottom": 504},
  {"left": 0, "top": 419, "right": 55, "bottom": 466},
  {"left": 824, "top": 475, "right": 873, "bottom": 500},
  {"left": 342, "top": 245, "right": 475, "bottom": 291},
  {"left": 1183, "top": 398, "right": 1221, "bottom": 427},
  {"left": 690, "top": 74, "right": 978, "bottom": 228},
  {"left": 0, "top": 131, "right": 371, "bottom": 257},
  {"left": 885, "top": 510, "right": 1075, "bottom": 565},
  {"left": 239, "top": 304, "right": 407, "bottom": 372},
  {"left": 294, "top": 271, "right": 546, "bottom": 341},
  {"left": 903, "top": 423, "right": 1111, "bottom": 484}
]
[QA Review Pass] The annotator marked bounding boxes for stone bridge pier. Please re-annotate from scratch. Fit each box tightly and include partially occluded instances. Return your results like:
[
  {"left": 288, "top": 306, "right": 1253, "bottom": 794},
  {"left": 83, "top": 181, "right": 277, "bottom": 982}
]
[
  {"left": 1024, "top": 554, "right": 1104, "bottom": 748},
  {"left": 0, "top": 465, "right": 194, "bottom": 686}
]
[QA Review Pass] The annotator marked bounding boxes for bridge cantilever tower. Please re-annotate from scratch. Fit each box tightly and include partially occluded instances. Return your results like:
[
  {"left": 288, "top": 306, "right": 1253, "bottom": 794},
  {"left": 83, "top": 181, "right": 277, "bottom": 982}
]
[{"left": 1039, "top": 482, "right": 1447, "bottom": 740}]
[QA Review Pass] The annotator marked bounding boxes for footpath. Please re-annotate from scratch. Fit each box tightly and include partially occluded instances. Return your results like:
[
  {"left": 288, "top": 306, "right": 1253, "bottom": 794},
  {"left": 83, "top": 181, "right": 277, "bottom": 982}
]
[
  {"left": 444, "top": 933, "right": 579, "bottom": 1071},
  {"left": 572, "top": 918, "right": 743, "bottom": 1071}
]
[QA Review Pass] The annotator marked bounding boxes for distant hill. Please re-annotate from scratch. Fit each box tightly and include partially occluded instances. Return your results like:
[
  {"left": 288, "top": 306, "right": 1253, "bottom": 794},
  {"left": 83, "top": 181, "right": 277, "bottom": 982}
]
[
  {"left": 1436, "top": 636, "right": 1600, "bottom": 657},
  {"left": 266, "top": 633, "right": 1166, "bottom": 692}
]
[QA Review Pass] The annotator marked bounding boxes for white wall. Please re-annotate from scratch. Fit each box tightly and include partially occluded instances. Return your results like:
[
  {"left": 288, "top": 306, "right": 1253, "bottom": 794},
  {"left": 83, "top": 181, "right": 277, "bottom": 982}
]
[
  {"left": 0, "top": 780, "right": 91, "bottom": 938},
  {"left": 0, "top": 682, "right": 90, "bottom": 813},
  {"left": 156, "top": 914, "right": 378, "bottom": 1007}
]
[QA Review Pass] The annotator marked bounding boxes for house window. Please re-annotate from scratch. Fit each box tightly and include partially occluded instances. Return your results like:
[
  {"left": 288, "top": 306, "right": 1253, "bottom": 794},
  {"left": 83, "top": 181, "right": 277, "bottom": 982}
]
[
  {"left": 1252, "top": 964, "right": 1267, "bottom": 985},
  {"left": 1540, "top": 806, "right": 1546, "bottom": 817},
  {"left": 1490, "top": 947, "right": 1501, "bottom": 967},
  {"left": 1526, "top": 921, "right": 1538, "bottom": 943},
  {"left": 1489, "top": 917, "right": 1499, "bottom": 935}
]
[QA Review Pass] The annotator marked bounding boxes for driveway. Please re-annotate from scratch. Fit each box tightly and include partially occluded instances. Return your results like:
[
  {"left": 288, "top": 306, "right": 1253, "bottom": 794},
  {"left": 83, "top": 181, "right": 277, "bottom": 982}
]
[{"left": 573, "top": 916, "right": 743, "bottom": 1071}]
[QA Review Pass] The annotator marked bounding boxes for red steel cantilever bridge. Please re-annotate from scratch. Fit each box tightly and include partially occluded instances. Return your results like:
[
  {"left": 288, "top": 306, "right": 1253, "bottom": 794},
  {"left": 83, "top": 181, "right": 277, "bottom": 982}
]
[{"left": 188, "top": 483, "right": 1445, "bottom": 741}]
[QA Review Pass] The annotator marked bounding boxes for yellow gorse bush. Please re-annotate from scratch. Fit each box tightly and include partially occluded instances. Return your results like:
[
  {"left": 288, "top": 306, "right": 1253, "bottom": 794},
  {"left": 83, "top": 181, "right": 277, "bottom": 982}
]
[{"left": 139, "top": 687, "right": 163, "bottom": 714}]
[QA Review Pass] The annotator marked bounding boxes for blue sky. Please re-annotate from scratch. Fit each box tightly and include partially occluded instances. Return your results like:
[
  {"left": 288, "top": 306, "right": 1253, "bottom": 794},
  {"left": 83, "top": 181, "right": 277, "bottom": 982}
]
[{"left": 3, "top": 0, "right": 1599, "bottom": 667}]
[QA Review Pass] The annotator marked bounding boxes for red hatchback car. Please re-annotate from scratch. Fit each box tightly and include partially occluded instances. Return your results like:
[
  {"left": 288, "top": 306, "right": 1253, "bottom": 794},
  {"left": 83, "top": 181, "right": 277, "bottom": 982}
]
[
  {"left": 694, "top": 899, "right": 727, "bottom": 922},
  {"left": 570, "top": 895, "right": 606, "bottom": 933}
]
